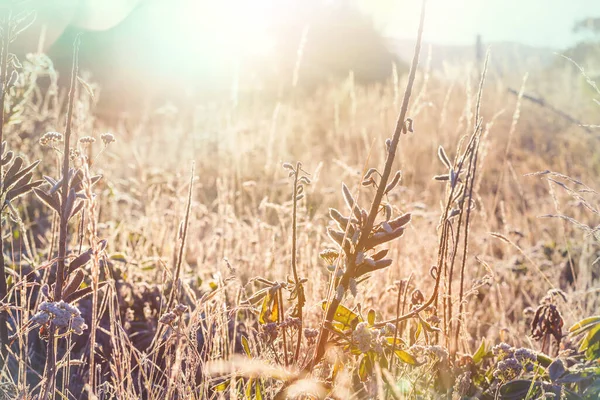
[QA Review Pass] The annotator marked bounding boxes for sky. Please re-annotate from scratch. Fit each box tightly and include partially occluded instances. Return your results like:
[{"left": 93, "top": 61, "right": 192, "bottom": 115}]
[{"left": 362, "top": 0, "right": 600, "bottom": 49}]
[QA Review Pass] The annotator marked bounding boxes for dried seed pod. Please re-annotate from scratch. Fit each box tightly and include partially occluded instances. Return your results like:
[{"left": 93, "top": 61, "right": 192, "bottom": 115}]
[
  {"left": 437, "top": 146, "right": 451, "bottom": 169},
  {"left": 372, "top": 248, "right": 389, "bottom": 261},
  {"left": 365, "top": 227, "right": 405, "bottom": 249},
  {"left": 388, "top": 213, "right": 411, "bottom": 230},
  {"left": 356, "top": 258, "right": 393, "bottom": 277},
  {"left": 298, "top": 176, "right": 311, "bottom": 185},
  {"left": 327, "top": 228, "right": 346, "bottom": 247},
  {"left": 341, "top": 183, "right": 362, "bottom": 219},
  {"left": 381, "top": 221, "right": 393, "bottom": 233},
  {"left": 434, "top": 174, "right": 450, "bottom": 181},
  {"left": 329, "top": 208, "right": 350, "bottom": 230},
  {"left": 361, "top": 178, "right": 375, "bottom": 187},
  {"left": 384, "top": 204, "right": 392, "bottom": 221},
  {"left": 385, "top": 138, "right": 391, "bottom": 152},
  {"left": 384, "top": 170, "right": 402, "bottom": 194},
  {"left": 363, "top": 168, "right": 378, "bottom": 181},
  {"left": 282, "top": 162, "right": 294, "bottom": 171}
]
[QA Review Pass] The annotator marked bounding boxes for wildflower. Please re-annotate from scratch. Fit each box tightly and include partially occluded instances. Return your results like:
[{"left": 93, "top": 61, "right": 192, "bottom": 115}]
[
  {"left": 280, "top": 317, "right": 301, "bottom": 329},
  {"left": 304, "top": 328, "right": 319, "bottom": 339},
  {"left": 31, "top": 301, "right": 87, "bottom": 336},
  {"left": 352, "top": 322, "right": 372, "bottom": 353},
  {"left": 159, "top": 312, "right": 177, "bottom": 325},
  {"left": 514, "top": 347, "right": 536, "bottom": 365},
  {"left": 173, "top": 304, "right": 188, "bottom": 316},
  {"left": 428, "top": 345, "right": 449, "bottom": 364},
  {"left": 382, "top": 322, "right": 396, "bottom": 336},
  {"left": 493, "top": 357, "right": 522, "bottom": 381},
  {"left": 262, "top": 322, "right": 278, "bottom": 343},
  {"left": 39, "top": 131, "right": 63, "bottom": 147},
  {"left": 372, "top": 333, "right": 385, "bottom": 354},
  {"left": 453, "top": 371, "right": 472, "bottom": 398},
  {"left": 79, "top": 136, "right": 96, "bottom": 145},
  {"left": 100, "top": 133, "right": 116, "bottom": 145},
  {"left": 492, "top": 342, "right": 514, "bottom": 360}
]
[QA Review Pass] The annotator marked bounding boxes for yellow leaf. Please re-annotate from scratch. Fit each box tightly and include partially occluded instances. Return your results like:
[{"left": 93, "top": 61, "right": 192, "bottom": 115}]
[
  {"left": 241, "top": 335, "right": 251, "bottom": 356},
  {"left": 321, "top": 301, "right": 362, "bottom": 330},
  {"left": 212, "top": 380, "right": 230, "bottom": 392},
  {"left": 259, "top": 288, "right": 279, "bottom": 324},
  {"left": 367, "top": 309, "right": 376, "bottom": 326},
  {"left": 394, "top": 349, "right": 418, "bottom": 365}
]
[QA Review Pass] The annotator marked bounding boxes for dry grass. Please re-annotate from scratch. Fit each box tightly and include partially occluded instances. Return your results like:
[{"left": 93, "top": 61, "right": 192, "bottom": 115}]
[{"left": 0, "top": 4, "right": 599, "bottom": 400}]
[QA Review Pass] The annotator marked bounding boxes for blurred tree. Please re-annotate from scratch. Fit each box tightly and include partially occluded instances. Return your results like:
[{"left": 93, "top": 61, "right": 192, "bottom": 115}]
[{"left": 268, "top": 0, "right": 404, "bottom": 92}]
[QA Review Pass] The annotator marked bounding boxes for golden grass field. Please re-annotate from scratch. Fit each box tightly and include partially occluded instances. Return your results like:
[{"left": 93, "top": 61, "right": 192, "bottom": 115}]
[{"left": 0, "top": 3, "right": 599, "bottom": 399}]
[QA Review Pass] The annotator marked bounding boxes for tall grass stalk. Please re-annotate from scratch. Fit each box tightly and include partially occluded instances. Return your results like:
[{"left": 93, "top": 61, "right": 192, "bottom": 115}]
[
  {"left": 0, "top": 8, "right": 12, "bottom": 365},
  {"left": 41, "top": 34, "right": 81, "bottom": 400},
  {"left": 308, "top": 0, "right": 428, "bottom": 370}
]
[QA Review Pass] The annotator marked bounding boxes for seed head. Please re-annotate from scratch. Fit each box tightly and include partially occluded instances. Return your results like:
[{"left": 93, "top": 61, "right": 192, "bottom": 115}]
[
  {"left": 100, "top": 132, "right": 116, "bottom": 145},
  {"left": 40, "top": 132, "right": 63, "bottom": 147},
  {"left": 79, "top": 136, "right": 96, "bottom": 145}
]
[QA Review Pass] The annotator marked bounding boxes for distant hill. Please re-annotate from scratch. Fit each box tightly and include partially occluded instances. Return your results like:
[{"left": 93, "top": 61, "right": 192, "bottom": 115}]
[{"left": 389, "top": 38, "right": 557, "bottom": 78}]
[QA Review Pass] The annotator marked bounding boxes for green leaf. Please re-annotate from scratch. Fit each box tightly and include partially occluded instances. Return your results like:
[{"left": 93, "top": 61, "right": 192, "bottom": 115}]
[
  {"left": 472, "top": 338, "right": 487, "bottom": 364},
  {"left": 367, "top": 309, "right": 376, "bottom": 326},
  {"left": 569, "top": 315, "right": 600, "bottom": 335},
  {"left": 499, "top": 380, "right": 535, "bottom": 400},
  {"left": 548, "top": 358, "right": 566, "bottom": 382},
  {"left": 109, "top": 252, "right": 128, "bottom": 263},
  {"left": 414, "top": 321, "right": 422, "bottom": 342},
  {"left": 321, "top": 301, "right": 362, "bottom": 331},
  {"left": 536, "top": 353, "right": 553, "bottom": 367},
  {"left": 259, "top": 287, "right": 279, "bottom": 324},
  {"left": 245, "top": 378, "right": 253, "bottom": 399},
  {"left": 358, "top": 354, "right": 372, "bottom": 382},
  {"left": 385, "top": 336, "right": 406, "bottom": 347},
  {"left": 241, "top": 335, "right": 251, "bottom": 356},
  {"left": 255, "top": 380, "right": 263, "bottom": 400},
  {"left": 394, "top": 349, "right": 418, "bottom": 365},
  {"left": 579, "top": 323, "right": 600, "bottom": 355},
  {"left": 212, "top": 379, "right": 230, "bottom": 392}
]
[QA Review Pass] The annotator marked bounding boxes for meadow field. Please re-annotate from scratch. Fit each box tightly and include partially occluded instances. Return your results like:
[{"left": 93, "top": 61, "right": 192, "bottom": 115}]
[{"left": 0, "top": 1, "right": 599, "bottom": 399}]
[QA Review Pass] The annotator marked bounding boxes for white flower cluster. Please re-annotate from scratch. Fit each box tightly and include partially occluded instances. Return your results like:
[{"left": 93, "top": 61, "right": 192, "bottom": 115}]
[
  {"left": 352, "top": 322, "right": 385, "bottom": 354},
  {"left": 31, "top": 301, "right": 87, "bottom": 335},
  {"left": 491, "top": 343, "right": 538, "bottom": 381},
  {"left": 409, "top": 344, "right": 449, "bottom": 365}
]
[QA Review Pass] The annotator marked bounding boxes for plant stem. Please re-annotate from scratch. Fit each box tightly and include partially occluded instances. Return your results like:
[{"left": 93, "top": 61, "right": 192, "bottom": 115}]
[
  {"left": 54, "top": 34, "right": 80, "bottom": 302},
  {"left": 0, "top": 9, "right": 11, "bottom": 365},
  {"left": 291, "top": 162, "right": 304, "bottom": 364},
  {"left": 308, "top": 0, "right": 427, "bottom": 371},
  {"left": 42, "top": 34, "right": 80, "bottom": 400}
]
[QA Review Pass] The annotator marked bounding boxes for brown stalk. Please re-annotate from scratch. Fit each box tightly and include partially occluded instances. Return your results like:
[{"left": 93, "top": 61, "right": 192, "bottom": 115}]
[
  {"left": 290, "top": 162, "right": 305, "bottom": 364},
  {"left": 0, "top": 8, "right": 12, "bottom": 365},
  {"left": 307, "top": 0, "right": 427, "bottom": 371},
  {"left": 41, "top": 34, "right": 81, "bottom": 400}
]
